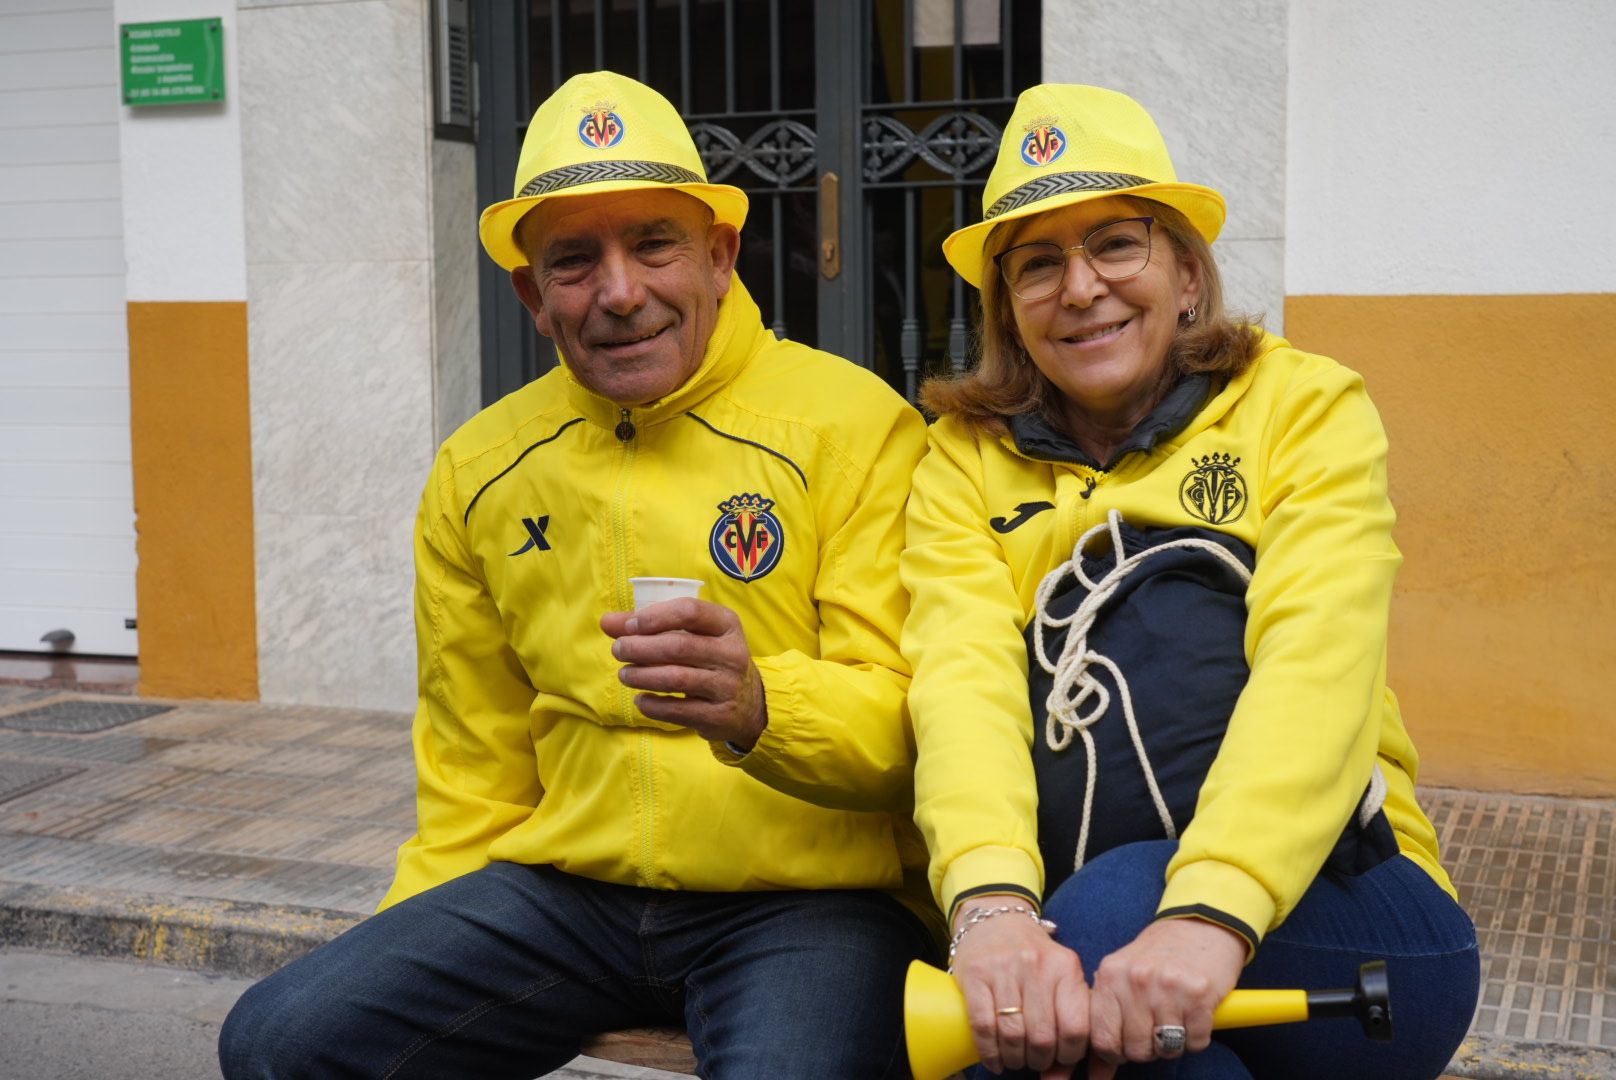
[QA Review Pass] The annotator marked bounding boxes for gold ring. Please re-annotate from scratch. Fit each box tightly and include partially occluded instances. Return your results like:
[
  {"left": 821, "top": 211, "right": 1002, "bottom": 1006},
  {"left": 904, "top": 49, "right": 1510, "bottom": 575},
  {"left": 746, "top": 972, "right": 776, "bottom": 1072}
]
[{"left": 997, "top": 1005, "right": 1024, "bottom": 1017}]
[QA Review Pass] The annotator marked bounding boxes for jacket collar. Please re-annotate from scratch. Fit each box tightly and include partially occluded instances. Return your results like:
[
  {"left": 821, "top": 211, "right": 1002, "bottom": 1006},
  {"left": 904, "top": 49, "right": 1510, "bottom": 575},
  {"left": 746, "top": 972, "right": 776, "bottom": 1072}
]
[
  {"left": 1007, "top": 371, "right": 1213, "bottom": 470},
  {"left": 560, "top": 275, "right": 764, "bottom": 430}
]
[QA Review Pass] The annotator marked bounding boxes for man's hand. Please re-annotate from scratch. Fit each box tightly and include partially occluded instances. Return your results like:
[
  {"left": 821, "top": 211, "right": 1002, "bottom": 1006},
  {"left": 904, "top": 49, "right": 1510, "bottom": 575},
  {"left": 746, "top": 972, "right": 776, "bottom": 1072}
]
[{"left": 600, "top": 598, "right": 767, "bottom": 749}]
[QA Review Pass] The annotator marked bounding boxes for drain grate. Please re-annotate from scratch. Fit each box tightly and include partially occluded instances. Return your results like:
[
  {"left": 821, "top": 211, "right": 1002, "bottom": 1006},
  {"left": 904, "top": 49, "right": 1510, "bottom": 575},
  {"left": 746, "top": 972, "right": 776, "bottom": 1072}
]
[
  {"left": 0, "top": 700, "right": 174, "bottom": 734},
  {"left": 0, "top": 761, "right": 84, "bottom": 805},
  {"left": 1425, "top": 789, "right": 1616, "bottom": 1050}
]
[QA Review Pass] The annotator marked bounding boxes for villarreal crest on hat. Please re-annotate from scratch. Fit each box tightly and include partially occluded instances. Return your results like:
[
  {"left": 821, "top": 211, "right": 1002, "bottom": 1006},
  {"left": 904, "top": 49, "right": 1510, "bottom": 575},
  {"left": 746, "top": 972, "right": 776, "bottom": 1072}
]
[
  {"left": 1020, "top": 116, "right": 1067, "bottom": 167},
  {"left": 578, "top": 101, "right": 625, "bottom": 148},
  {"left": 478, "top": 70, "right": 749, "bottom": 272},
  {"left": 709, "top": 493, "right": 783, "bottom": 582}
]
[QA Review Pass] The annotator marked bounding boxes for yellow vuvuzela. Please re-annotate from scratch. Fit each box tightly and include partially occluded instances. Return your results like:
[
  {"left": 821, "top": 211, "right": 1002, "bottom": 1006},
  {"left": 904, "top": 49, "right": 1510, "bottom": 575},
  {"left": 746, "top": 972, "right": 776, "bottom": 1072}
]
[{"left": 904, "top": 959, "right": 1392, "bottom": 1080}]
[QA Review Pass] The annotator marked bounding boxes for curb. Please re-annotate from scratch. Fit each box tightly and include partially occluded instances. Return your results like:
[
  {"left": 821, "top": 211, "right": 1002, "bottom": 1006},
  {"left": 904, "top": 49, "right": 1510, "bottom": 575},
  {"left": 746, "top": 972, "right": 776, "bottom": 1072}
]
[
  {"left": 4, "top": 883, "right": 1612, "bottom": 1076},
  {"left": 1444, "top": 1034, "right": 1616, "bottom": 1079},
  {"left": 0, "top": 882, "right": 360, "bottom": 979}
]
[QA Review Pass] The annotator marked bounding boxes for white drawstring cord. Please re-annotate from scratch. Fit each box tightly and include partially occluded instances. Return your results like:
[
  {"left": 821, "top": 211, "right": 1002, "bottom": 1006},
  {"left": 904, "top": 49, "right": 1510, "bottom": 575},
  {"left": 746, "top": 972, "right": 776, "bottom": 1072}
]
[
  {"left": 1033, "top": 510, "right": 1255, "bottom": 871},
  {"left": 1031, "top": 508, "right": 1386, "bottom": 871},
  {"left": 1359, "top": 757, "right": 1387, "bottom": 827}
]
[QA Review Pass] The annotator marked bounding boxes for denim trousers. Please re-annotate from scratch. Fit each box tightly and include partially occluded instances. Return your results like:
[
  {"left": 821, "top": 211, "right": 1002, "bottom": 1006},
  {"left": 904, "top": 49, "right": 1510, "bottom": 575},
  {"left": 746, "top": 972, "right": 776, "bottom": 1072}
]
[
  {"left": 974, "top": 841, "right": 1479, "bottom": 1080},
  {"left": 219, "top": 861, "right": 935, "bottom": 1079}
]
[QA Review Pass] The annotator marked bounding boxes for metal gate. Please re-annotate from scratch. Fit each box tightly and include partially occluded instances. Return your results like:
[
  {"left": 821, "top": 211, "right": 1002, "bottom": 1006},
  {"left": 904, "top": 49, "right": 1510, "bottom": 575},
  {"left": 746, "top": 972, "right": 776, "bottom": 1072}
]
[{"left": 473, "top": 0, "right": 1041, "bottom": 403}]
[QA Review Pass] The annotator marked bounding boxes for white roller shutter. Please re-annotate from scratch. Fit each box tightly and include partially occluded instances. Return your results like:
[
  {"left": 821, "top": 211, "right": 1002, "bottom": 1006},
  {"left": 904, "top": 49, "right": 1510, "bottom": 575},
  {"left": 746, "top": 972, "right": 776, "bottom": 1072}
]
[{"left": 0, "top": 0, "right": 137, "bottom": 656}]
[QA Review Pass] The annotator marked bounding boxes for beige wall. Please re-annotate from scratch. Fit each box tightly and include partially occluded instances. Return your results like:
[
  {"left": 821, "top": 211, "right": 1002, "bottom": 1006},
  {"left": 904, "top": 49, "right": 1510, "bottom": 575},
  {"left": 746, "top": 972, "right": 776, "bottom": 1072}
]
[
  {"left": 1287, "top": 294, "right": 1616, "bottom": 796},
  {"left": 116, "top": 0, "right": 254, "bottom": 689},
  {"left": 1285, "top": 2, "right": 1616, "bottom": 796},
  {"left": 238, "top": 0, "right": 479, "bottom": 710}
]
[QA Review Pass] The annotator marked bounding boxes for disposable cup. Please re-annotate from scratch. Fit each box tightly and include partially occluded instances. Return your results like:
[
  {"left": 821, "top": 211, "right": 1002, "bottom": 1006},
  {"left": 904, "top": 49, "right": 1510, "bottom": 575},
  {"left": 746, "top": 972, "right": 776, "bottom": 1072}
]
[{"left": 629, "top": 577, "right": 704, "bottom": 610}]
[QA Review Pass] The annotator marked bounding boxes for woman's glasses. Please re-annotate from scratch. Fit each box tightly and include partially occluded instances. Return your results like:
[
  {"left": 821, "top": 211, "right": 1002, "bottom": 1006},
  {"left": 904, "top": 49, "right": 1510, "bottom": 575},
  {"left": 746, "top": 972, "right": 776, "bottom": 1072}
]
[{"left": 995, "top": 216, "right": 1155, "bottom": 301}]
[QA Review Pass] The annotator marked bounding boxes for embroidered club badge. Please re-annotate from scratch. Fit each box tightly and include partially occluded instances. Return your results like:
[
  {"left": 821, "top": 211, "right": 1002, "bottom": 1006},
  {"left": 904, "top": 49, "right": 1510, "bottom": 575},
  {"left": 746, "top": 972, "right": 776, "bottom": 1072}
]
[
  {"left": 1179, "top": 453, "right": 1248, "bottom": 525},
  {"left": 709, "top": 493, "right": 784, "bottom": 582}
]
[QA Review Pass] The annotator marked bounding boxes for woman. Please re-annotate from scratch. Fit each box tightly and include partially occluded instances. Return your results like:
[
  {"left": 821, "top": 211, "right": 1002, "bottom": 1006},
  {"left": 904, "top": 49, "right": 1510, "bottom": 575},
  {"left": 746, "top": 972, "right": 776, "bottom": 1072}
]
[{"left": 902, "top": 84, "right": 1479, "bottom": 1079}]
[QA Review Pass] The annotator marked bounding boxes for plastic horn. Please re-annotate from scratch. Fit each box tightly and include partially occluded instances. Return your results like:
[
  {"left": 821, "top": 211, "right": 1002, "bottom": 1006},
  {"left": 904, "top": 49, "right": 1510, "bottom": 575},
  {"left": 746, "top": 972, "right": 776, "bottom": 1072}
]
[{"left": 904, "top": 959, "right": 1392, "bottom": 1080}]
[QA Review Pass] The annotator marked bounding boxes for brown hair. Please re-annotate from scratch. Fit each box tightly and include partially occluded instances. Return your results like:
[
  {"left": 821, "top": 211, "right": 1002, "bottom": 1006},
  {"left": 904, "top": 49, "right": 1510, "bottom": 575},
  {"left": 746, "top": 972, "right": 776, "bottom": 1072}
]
[{"left": 920, "top": 197, "right": 1263, "bottom": 435}]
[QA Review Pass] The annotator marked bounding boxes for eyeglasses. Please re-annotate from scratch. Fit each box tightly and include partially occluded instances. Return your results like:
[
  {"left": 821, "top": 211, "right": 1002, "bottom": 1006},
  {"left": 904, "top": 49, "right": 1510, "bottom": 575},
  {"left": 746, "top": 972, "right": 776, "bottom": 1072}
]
[{"left": 994, "top": 216, "right": 1155, "bottom": 301}]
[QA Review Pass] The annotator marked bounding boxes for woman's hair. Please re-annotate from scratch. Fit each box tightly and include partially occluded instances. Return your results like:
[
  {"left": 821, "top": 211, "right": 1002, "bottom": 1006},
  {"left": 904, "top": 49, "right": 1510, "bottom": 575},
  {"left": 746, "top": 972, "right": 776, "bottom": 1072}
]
[{"left": 919, "top": 197, "right": 1264, "bottom": 434}]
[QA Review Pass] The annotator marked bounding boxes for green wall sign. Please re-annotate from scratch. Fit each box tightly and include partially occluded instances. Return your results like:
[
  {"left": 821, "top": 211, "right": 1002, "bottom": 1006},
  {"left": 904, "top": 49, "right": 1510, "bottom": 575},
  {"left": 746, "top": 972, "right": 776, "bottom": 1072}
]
[{"left": 120, "top": 18, "right": 224, "bottom": 107}]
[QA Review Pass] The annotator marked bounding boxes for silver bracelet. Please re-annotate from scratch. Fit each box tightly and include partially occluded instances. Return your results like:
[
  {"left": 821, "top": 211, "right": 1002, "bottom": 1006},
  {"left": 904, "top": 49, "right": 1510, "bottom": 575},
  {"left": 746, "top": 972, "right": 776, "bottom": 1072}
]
[{"left": 947, "top": 904, "right": 1058, "bottom": 972}]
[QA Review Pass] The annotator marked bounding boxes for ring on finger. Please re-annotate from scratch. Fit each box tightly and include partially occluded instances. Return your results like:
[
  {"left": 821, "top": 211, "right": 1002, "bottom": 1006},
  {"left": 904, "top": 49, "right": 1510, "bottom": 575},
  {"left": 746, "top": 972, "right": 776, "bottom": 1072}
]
[
  {"left": 1153, "top": 1024, "right": 1187, "bottom": 1056},
  {"left": 996, "top": 1005, "right": 1024, "bottom": 1017}
]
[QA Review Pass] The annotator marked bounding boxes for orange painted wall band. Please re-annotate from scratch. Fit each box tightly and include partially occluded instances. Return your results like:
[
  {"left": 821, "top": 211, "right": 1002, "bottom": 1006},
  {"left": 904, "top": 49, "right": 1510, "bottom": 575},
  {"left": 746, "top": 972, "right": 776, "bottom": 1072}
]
[
  {"left": 128, "top": 300, "right": 258, "bottom": 699},
  {"left": 1286, "top": 293, "right": 1616, "bottom": 797}
]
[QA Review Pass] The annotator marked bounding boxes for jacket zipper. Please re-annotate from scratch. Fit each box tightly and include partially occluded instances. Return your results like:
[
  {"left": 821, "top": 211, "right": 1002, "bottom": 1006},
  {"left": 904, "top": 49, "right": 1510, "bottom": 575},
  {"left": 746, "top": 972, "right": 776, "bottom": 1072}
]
[
  {"left": 611, "top": 407, "right": 637, "bottom": 719},
  {"left": 1067, "top": 467, "right": 1101, "bottom": 550},
  {"left": 611, "top": 408, "right": 658, "bottom": 887}
]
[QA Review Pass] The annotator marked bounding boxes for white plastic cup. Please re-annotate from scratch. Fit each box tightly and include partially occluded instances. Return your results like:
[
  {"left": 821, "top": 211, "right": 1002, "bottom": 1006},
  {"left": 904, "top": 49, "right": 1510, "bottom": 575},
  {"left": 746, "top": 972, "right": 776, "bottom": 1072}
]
[{"left": 629, "top": 577, "right": 704, "bottom": 610}]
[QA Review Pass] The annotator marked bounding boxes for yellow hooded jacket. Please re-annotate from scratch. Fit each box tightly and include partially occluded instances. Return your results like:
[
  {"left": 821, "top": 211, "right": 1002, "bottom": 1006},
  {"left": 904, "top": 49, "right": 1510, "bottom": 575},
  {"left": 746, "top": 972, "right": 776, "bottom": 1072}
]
[
  {"left": 903, "top": 334, "right": 1456, "bottom": 951},
  {"left": 382, "top": 278, "right": 934, "bottom": 923}
]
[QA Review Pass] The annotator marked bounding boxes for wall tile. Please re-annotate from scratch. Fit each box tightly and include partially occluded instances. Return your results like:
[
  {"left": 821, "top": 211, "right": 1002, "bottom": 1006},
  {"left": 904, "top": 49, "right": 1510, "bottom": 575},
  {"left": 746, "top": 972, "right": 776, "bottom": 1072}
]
[
  {"left": 431, "top": 138, "right": 481, "bottom": 445},
  {"left": 1215, "top": 238, "right": 1284, "bottom": 336},
  {"left": 247, "top": 259, "right": 435, "bottom": 521},
  {"left": 247, "top": 257, "right": 430, "bottom": 709},
  {"left": 254, "top": 508, "right": 416, "bottom": 710},
  {"left": 238, "top": 0, "right": 428, "bottom": 264},
  {"left": 238, "top": 0, "right": 437, "bottom": 711},
  {"left": 1042, "top": 1, "right": 1286, "bottom": 242}
]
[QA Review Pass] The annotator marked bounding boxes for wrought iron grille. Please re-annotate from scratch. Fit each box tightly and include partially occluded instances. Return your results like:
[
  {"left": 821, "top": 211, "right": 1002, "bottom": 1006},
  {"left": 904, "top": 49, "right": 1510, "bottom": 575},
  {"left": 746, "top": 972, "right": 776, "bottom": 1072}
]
[{"left": 860, "top": 0, "right": 1040, "bottom": 400}]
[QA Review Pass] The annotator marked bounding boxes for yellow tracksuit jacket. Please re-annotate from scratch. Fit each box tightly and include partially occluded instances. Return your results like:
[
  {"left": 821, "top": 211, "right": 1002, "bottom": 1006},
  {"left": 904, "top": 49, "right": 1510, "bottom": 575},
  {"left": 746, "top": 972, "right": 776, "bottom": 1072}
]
[
  {"left": 382, "top": 278, "right": 934, "bottom": 927},
  {"left": 903, "top": 333, "right": 1455, "bottom": 949}
]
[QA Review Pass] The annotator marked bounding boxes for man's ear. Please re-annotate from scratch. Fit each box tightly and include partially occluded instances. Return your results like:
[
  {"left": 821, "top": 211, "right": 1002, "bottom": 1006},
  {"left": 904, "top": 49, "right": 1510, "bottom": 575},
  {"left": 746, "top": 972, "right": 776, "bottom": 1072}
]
[
  {"left": 510, "top": 267, "right": 552, "bottom": 338},
  {"left": 707, "top": 223, "right": 741, "bottom": 300}
]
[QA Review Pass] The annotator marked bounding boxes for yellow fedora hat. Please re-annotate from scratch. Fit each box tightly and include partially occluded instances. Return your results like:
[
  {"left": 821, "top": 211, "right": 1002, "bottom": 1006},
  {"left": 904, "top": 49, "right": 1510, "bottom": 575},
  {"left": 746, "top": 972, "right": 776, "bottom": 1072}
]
[
  {"left": 942, "top": 84, "right": 1226, "bottom": 287},
  {"left": 478, "top": 70, "right": 749, "bottom": 271}
]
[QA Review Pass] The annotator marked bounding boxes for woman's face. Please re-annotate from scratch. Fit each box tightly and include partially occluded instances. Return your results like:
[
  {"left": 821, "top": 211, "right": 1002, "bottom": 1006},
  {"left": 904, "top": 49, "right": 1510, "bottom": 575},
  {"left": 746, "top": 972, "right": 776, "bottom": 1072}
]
[{"left": 1001, "top": 196, "right": 1201, "bottom": 428}]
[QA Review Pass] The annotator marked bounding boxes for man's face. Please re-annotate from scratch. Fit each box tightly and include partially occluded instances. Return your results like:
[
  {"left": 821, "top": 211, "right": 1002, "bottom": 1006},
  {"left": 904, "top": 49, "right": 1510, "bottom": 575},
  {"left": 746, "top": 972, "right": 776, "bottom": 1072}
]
[{"left": 511, "top": 189, "right": 740, "bottom": 407}]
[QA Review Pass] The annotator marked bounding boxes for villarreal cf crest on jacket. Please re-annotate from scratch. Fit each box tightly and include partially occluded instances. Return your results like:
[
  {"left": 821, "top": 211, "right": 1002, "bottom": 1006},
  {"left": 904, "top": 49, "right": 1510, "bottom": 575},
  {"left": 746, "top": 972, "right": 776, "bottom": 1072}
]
[
  {"left": 904, "top": 333, "right": 1456, "bottom": 949},
  {"left": 383, "top": 278, "right": 931, "bottom": 915}
]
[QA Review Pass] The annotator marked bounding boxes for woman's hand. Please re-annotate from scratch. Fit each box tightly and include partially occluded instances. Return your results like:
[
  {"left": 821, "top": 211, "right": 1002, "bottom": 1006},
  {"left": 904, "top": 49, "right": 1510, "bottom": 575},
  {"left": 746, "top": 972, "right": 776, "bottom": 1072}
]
[
  {"left": 950, "top": 902, "right": 1090, "bottom": 1077},
  {"left": 1084, "top": 918, "right": 1246, "bottom": 1078}
]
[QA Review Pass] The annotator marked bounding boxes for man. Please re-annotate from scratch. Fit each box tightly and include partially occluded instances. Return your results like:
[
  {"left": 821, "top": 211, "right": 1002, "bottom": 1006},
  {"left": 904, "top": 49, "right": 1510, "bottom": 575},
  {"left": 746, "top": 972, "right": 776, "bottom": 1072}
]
[{"left": 219, "top": 71, "right": 936, "bottom": 1079}]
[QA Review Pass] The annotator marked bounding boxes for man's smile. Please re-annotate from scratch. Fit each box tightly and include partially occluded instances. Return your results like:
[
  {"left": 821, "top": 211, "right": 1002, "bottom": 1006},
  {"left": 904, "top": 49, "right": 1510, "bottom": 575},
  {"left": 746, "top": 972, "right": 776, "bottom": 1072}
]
[{"left": 594, "top": 324, "right": 672, "bottom": 352}]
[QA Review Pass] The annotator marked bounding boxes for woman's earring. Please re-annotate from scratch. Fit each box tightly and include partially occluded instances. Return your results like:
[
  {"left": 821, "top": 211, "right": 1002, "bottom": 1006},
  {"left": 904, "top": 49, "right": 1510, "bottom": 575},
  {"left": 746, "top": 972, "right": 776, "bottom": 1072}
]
[{"left": 1183, "top": 305, "right": 1198, "bottom": 323}]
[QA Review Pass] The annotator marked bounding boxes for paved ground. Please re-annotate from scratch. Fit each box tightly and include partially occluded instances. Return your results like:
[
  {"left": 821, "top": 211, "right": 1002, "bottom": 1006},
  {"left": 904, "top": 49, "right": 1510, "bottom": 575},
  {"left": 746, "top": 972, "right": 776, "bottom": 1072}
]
[
  {"left": 0, "top": 948, "right": 681, "bottom": 1080},
  {"left": 1, "top": 948, "right": 248, "bottom": 1079},
  {"left": 0, "top": 685, "right": 1611, "bottom": 1078}
]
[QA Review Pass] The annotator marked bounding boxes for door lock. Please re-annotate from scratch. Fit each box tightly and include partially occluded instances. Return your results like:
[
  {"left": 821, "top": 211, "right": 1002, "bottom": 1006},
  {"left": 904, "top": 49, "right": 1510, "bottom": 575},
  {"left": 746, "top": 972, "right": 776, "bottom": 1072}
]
[{"left": 819, "top": 171, "right": 841, "bottom": 280}]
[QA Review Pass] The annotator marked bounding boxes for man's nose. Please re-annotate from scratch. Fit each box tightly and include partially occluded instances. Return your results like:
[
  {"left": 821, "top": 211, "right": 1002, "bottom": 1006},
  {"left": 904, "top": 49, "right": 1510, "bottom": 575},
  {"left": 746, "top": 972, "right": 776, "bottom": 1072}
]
[{"left": 595, "top": 246, "right": 647, "bottom": 315}]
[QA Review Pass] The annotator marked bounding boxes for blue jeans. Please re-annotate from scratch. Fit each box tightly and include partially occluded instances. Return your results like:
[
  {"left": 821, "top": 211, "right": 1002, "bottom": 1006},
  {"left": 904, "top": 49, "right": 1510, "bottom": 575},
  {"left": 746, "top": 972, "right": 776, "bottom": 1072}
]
[
  {"left": 219, "top": 861, "right": 934, "bottom": 1079},
  {"left": 974, "top": 841, "right": 1479, "bottom": 1080}
]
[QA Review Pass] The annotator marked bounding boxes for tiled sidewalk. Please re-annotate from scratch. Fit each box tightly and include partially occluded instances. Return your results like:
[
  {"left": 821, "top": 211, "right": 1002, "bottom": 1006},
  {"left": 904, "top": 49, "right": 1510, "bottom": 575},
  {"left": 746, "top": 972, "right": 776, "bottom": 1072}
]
[
  {"left": 0, "top": 691, "right": 409, "bottom": 914},
  {"left": 0, "top": 687, "right": 1611, "bottom": 1077}
]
